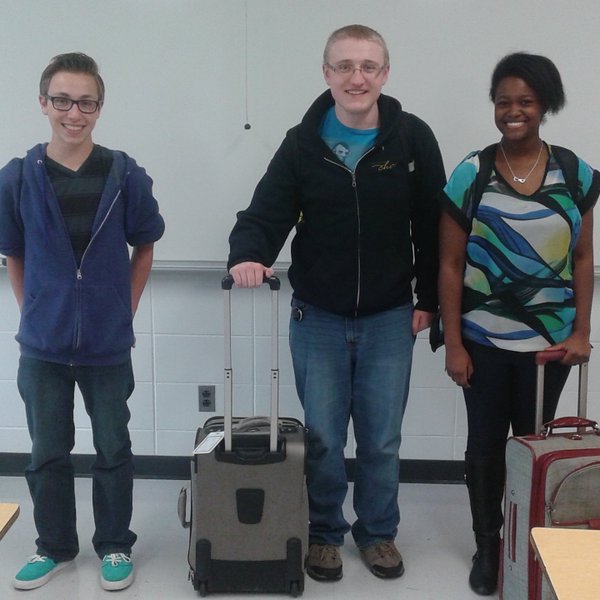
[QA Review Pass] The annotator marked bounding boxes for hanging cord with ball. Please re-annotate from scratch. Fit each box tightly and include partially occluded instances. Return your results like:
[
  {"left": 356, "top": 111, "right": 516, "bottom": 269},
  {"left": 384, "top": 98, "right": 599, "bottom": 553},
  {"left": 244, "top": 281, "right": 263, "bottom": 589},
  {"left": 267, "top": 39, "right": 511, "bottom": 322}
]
[{"left": 243, "top": 0, "right": 251, "bottom": 130}]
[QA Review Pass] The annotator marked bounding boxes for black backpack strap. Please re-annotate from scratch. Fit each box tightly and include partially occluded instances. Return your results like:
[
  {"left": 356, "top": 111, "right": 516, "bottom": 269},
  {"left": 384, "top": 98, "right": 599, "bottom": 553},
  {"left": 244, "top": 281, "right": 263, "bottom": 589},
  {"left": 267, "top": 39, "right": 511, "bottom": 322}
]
[
  {"left": 470, "top": 143, "right": 581, "bottom": 214},
  {"left": 287, "top": 126, "right": 301, "bottom": 177},
  {"left": 548, "top": 145, "right": 580, "bottom": 202},
  {"left": 399, "top": 111, "right": 415, "bottom": 173},
  {"left": 470, "top": 144, "right": 498, "bottom": 219},
  {"left": 396, "top": 113, "right": 419, "bottom": 217}
]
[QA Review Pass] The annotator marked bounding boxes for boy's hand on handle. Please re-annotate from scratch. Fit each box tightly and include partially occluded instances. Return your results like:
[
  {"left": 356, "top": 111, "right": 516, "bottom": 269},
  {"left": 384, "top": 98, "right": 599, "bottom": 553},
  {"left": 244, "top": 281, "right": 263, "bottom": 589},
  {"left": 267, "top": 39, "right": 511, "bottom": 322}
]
[{"left": 229, "top": 262, "right": 274, "bottom": 288}]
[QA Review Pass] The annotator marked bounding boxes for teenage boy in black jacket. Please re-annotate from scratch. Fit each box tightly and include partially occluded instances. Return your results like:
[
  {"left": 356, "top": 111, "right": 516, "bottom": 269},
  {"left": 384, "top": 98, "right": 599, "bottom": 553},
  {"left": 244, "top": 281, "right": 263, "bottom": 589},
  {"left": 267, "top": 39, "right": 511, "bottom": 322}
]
[{"left": 228, "top": 25, "right": 445, "bottom": 582}]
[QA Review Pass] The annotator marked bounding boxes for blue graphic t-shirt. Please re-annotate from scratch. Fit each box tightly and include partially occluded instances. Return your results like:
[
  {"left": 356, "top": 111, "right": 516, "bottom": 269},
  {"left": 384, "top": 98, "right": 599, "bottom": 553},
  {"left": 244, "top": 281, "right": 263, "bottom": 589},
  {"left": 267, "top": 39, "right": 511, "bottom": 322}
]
[
  {"left": 321, "top": 107, "right": 377, "bottom": 170},
  {"left": 443, "top": 145, "right": 598, "bottom": 351}
]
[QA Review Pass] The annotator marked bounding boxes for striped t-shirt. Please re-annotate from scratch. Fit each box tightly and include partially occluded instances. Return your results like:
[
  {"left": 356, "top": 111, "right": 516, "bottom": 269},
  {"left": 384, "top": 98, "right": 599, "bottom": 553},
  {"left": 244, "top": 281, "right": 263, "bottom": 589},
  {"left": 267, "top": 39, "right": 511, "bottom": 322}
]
[{"left": 46, "top": 145, "right": 113, "bottom": 266}]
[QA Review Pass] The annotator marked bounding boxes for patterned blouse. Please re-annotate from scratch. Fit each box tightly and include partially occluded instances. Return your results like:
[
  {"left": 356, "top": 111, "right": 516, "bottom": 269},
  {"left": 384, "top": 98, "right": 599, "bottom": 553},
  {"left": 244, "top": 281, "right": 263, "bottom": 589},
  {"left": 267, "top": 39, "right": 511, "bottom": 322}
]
[{"left": 443, "top": 144, "right": 598, "bottom": 351}]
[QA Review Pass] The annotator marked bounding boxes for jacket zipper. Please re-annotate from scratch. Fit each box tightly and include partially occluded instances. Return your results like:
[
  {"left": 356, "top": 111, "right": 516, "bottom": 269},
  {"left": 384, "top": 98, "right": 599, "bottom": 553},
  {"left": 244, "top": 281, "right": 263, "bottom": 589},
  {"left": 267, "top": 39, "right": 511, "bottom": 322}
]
[
  {"left": 324, "top": 147, "right": 375, "bottom": 315},
  {"left": 77, "top": 189, "right": 122, "bottom": 280},
  {"left": 73, "top": 189, "right": 123, "bottom": 349},
  {"left": 37, "top": 159, "right": 83, "bottom": 356}
]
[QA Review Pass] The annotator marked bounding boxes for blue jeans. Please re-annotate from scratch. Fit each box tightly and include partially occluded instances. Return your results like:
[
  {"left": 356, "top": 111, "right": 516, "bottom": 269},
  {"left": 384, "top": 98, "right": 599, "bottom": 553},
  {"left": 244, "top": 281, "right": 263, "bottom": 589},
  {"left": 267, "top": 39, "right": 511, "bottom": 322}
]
[
  {"left": 289, "top": 299, "right": 414, "bottom": 548},
  {"left": 17, "top": 356, "right": 137, "bottom": 561}
]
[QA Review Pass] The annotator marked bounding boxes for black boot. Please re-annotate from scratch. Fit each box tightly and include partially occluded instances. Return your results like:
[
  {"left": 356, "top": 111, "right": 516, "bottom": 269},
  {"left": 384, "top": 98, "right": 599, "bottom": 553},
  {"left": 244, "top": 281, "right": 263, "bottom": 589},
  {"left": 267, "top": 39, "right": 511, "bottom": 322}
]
[{"left": 464, "top": 454, "right": 505, "bottom": 596}]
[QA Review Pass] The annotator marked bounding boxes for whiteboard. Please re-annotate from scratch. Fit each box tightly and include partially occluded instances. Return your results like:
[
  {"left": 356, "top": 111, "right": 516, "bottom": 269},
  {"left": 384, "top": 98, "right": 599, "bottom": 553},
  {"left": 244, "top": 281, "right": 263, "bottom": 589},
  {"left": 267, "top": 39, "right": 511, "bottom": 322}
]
[{"left": 0, "top": 0, "right": 598, "bottom": 264}]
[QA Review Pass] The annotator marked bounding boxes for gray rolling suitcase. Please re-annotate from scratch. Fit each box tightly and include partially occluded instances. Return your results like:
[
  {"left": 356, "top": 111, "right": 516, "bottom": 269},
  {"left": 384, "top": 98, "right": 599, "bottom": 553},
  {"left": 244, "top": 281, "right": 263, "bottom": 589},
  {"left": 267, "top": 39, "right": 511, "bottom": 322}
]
[
  {"left": 500, "top": 350, "right": 600, "bottom": 600},
  {"left": 179, "top": 274, "right": 308, "bottom": 597}
]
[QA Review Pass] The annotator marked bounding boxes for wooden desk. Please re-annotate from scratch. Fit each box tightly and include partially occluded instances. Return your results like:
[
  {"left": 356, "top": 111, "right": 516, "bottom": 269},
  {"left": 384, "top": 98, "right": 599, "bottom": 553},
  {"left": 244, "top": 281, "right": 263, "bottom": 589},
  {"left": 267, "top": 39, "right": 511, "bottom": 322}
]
[
  {"left": 530, "top": 527, "right": 600, "bottom": 600},
  {"left": 0, "top": 503, "right": 20, "bottom": 540}
]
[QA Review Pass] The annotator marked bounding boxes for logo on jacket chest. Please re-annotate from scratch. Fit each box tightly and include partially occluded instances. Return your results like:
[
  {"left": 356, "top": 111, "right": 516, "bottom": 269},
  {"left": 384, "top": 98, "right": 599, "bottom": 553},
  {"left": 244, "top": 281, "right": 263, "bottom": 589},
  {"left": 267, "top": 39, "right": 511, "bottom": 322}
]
[
  {"left": 371, "top": 159, "right": 415, "bottom": 173},
  {"left": 371, "top": 160, "right": 398, "bottom": 172}
]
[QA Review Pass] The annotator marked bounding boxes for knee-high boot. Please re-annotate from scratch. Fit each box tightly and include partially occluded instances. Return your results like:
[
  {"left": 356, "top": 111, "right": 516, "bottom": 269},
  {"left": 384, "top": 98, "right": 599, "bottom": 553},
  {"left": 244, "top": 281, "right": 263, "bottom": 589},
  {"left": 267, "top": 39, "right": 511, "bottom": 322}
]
[{"left": 464, "top": 454, "right": 505, "bottom": 596}]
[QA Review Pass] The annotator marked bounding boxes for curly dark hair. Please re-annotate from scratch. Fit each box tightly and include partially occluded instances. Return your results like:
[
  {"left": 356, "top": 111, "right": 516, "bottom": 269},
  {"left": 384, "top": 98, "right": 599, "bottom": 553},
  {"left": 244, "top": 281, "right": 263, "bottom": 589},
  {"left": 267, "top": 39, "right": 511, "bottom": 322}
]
[{"left": 490, "top": 52, "right": 565, "bottom": 115}]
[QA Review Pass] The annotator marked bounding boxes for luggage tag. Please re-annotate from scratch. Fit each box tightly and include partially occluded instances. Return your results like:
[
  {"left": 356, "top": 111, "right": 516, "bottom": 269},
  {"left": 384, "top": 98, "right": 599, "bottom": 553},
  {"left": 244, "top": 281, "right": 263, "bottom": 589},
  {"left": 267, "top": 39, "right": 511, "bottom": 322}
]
[{"left": 193, "top": 431, "right": 224, "bottom": 454}]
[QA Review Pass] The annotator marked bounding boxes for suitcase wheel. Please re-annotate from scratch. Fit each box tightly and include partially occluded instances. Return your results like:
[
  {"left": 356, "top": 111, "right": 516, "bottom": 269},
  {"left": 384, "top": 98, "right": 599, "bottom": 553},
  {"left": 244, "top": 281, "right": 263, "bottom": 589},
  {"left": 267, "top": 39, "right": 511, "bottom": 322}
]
[{"left": 289, "top": 580, "right": 301, "bottom": 597}]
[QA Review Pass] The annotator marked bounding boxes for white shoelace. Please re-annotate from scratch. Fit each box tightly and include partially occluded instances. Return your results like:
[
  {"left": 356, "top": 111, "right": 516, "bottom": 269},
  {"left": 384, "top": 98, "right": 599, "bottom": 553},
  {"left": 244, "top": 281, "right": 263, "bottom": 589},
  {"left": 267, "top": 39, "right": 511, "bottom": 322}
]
[
  {"left": 27, "top": 554, "right": 49, "bottom": 564},
  {"left": 103, "top": 553, "right": 131, "bottom": 566}
]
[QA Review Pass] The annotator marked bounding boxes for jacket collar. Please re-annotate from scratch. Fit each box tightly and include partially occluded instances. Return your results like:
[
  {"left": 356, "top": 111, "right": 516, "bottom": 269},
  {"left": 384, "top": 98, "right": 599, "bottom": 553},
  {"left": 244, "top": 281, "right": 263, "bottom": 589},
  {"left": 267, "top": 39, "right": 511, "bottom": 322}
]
[
  {"left": 300, "top": 90, "right": 404, "bottom": 144},
  {"left": 24, "top": 144, "right": 130, "bottom": 227},
  {"left": 26, "top": 143, "right": 128, "bottom": 184}
]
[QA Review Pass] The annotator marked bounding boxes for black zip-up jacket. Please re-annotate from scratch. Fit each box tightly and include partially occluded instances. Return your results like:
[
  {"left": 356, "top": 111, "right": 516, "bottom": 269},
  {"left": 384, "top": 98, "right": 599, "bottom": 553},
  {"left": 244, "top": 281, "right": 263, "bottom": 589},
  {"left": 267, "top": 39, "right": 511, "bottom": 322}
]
[{"left": 228, "top": 90, "right": 446, "bottom": 316}]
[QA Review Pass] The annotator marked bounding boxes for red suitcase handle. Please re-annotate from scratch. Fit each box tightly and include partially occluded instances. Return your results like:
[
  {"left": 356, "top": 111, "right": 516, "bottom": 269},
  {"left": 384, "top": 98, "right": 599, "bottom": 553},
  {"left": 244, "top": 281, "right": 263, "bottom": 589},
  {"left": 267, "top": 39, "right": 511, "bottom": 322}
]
[
  {"left": 534, "top": 350, "right": 589, "bottom": 435},
  {"left": 543, "top": 417, "right": 600, "bottom": 437},
  {"left": 535, "top": 349, "right": 567, "bottom": 365}
]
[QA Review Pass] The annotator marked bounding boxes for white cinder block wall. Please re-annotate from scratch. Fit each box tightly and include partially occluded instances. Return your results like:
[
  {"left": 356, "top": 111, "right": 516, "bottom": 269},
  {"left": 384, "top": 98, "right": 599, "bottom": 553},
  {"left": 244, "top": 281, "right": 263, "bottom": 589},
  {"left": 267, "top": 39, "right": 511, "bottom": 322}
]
[{"left": 2, "top": 266, "right": 600, "bottom": 462}]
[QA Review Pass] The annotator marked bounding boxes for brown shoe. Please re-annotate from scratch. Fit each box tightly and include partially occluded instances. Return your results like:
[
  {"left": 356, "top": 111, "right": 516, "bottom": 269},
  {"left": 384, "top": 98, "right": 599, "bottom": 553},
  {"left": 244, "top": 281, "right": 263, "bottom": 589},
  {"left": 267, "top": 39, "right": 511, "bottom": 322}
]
[
  {"left": 305, "top": 544, "right": 342, "bottom": 581},
  {"left": 359, "top": 541, "right": 405, "bottom": 579}
]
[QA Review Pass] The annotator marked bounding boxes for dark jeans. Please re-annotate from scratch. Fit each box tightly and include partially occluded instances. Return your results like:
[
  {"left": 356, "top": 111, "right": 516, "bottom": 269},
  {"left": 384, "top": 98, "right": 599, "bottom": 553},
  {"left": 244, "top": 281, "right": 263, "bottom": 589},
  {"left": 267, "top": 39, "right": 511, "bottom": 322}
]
[
  {"left": 17, "top": 356, "right": 137, "bottom": 561},
  {"left": 462, "top": 341, "right": 571, "bottom": 457}
]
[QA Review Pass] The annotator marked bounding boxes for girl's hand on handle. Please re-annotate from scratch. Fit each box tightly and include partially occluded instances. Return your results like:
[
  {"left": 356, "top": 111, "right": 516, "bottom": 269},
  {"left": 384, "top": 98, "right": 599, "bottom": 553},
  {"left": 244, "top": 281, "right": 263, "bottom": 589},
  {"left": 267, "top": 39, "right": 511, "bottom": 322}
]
[{"left": 544, "top": 332, "right": 592, "bottom": 365}]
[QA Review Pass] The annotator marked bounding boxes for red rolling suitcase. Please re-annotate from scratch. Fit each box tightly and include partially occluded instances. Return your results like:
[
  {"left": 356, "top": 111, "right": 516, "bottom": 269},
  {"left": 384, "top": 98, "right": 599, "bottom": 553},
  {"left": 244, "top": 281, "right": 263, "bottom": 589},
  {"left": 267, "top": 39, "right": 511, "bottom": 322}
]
[
  {"left": 500, "top": 351, "right": 600, "bottom": 600},
  {"left": 179, "top": 275, "right": 308, "bottom": 597}
]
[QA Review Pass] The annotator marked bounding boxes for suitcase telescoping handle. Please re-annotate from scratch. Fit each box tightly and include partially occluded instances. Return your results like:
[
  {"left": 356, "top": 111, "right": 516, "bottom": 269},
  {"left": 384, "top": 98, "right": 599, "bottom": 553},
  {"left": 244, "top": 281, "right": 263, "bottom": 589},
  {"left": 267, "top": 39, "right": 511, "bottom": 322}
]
[
  {"left": 221, "top": 274, "right": 281, "bottom": 453},
  {"left": 221, "top": 274, "right": 281, "bottom": 292},
  {"left": 535, "top": 350, "right": 590, "bottom": 435}
]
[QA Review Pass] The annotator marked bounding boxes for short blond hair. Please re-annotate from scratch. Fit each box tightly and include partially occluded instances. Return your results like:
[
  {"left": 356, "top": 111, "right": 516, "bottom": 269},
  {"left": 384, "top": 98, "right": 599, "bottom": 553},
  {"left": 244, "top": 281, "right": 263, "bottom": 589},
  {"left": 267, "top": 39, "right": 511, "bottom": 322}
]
[{"left": 323, "top": 25, "right": 389, "bottom": 66}]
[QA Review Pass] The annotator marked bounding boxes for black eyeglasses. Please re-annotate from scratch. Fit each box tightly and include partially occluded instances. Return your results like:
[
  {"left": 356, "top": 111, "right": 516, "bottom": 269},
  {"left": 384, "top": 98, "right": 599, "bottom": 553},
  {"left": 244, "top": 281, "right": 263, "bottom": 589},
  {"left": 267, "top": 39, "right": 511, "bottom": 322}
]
[{"left": 45, "top": 95, "right": 101, "bottom": 114}]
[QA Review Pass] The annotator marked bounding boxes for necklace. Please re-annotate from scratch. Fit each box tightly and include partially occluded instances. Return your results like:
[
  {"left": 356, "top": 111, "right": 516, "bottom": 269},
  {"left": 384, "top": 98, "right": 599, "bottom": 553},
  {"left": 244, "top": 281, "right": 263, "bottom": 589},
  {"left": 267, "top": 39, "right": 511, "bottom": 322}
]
[{"left": 500, "top": 141, "right": 544, "bottom": 184}]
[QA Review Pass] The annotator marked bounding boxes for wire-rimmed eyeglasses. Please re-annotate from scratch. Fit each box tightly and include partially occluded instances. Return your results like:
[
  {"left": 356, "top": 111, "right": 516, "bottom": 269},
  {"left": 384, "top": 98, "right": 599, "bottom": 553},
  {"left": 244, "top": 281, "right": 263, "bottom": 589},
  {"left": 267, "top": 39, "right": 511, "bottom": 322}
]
[{"left": 325, "top": 61, "right": 387, "bottom": 77}]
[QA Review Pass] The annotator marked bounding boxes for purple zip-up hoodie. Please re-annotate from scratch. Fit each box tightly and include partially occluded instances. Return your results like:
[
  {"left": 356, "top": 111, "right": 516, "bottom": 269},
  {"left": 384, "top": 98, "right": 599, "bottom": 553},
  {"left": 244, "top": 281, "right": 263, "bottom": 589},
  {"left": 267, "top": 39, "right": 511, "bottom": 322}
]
[{"left": 0, "top": 143, "right": 165, "bottom": 366}]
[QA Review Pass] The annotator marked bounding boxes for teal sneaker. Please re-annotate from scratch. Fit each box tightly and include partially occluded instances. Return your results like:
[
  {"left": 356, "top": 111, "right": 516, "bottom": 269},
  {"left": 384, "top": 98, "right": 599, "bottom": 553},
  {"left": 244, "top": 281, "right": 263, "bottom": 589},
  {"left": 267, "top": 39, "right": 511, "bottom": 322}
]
[
  {"left": 13, "top": 554, "right": 72, "bottom": 590},
  {"left": 100, "top": 553, "right": 134, "bottom": 591}
]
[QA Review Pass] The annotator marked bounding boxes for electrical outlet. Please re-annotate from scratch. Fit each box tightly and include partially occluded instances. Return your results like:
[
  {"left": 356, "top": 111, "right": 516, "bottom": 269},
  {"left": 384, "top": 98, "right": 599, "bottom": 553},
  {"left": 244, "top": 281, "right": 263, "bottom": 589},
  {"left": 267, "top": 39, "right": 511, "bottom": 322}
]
[{"left": 198, "top": 385, "right": 216, "bottom": 412}]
